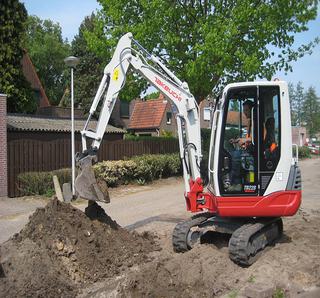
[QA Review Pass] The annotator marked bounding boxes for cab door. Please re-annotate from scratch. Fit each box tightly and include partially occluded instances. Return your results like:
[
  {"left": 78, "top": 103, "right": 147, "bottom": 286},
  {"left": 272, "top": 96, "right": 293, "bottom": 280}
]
[
  {"left": 258, "top": 86, "right": 281, "bottom": 195},
  {"left": 217, "top": 87, "right": 259, "bottom": 196}
]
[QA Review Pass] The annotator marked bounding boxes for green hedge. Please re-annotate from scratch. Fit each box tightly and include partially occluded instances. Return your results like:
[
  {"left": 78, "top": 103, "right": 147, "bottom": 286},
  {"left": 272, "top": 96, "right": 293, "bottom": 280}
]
[
  {"left": 124, "top": 133, "right": 176, "bottom": 141},
  {"left": 298, "top": 146, "right": 311, "bottom": 159},
  {"left": 17, "top": 154, "right": 182, "bottom": 196},
  {"left": 17, "top": 168, "right": 72, "bottom": 196},
  {"left": 94, "top": 153, "right": 181, "bottom": 186}
]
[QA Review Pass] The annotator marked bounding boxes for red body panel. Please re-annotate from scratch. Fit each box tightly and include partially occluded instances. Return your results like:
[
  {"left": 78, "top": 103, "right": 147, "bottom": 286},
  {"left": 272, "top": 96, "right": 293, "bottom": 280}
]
[{"left": 185, "top": 178, "right": 301, "bottom": 217}]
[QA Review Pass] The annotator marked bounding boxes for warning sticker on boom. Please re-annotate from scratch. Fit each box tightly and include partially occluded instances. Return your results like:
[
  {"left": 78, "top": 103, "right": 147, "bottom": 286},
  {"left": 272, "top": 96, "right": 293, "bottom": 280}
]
[{"left": 112, "top": 68, "right": 119, "bottom": 81}]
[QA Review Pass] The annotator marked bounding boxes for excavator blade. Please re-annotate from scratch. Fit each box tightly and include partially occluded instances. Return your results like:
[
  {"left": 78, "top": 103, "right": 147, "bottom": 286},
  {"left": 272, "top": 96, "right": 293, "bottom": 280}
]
[{"left": 75, "top": 155, "right": 110, "bottom": 203}]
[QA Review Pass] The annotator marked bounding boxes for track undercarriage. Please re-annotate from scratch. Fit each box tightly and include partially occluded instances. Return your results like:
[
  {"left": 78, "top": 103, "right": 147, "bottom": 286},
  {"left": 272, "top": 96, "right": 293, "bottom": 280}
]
[{"left": 172, "top": 214, "right": 283, "bottom": 266}]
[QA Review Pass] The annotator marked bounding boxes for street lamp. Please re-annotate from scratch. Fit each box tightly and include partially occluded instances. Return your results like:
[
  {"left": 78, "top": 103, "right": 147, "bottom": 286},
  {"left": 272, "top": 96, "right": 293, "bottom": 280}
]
[{"left": 64, "top": 56, "right": 80, "bottom": 198}]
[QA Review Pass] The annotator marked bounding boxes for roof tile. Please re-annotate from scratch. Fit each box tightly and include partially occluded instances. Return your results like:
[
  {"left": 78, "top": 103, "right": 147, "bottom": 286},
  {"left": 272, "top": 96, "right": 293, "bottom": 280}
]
[{"left": 129, "top": 99, "right": 168, "bottom": 129}]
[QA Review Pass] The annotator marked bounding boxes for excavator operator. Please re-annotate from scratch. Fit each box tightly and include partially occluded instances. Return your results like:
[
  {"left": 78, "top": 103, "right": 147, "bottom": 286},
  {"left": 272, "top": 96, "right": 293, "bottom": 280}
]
[
  {"left": 238, "top": 100, "right": 254, "bottom": 150},
  {"left": 229, "top": 99, "right": 254, "bottom": 151}
]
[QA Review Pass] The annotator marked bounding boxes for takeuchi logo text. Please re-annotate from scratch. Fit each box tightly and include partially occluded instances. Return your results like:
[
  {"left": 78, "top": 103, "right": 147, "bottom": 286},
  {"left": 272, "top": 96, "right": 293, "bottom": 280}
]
[{"left": 155, "top": 77, "right": 182, "bottom": 101}]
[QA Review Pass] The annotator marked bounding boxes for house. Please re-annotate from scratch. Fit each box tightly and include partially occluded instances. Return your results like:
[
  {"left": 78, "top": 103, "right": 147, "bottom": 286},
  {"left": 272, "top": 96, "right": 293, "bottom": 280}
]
[
  {"left": 128, "top": 94, "right": 177, "bottom": 136},
  {"left": 292, "top": 126, "right": 307, "bottom": 146},
  {"left": 110, "top": 98, "right": 139, "bottom": 129},
  {"left": 199, "top": 98, "right": 214, "bottom": 129},
  {"left": 21, "top": 50, "right": 50, "bottom": 108},
  {"left": 125, "top": 93, "right": 217, "bottom": 136}
]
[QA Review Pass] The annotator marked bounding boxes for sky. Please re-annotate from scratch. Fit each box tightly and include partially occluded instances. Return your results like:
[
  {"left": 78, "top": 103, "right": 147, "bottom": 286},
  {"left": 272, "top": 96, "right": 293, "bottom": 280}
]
[{"left": 23, "top": 0, "right": 320, "bottom": 94}]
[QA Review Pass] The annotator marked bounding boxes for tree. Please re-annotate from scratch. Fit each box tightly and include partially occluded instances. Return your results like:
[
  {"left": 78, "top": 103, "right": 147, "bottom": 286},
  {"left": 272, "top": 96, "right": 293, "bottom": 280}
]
[
  {"left": 295, "top": 82, "right": 305, "bottom": 126},
  {"left": 302, "top": 87, "right": 320, "bottom": 136},
  {"left": 144, "top": 91, "right": 160, "bottom": 100},
  {"left": 24, "top": 16, "right": 70, "bottom": 105},
  {"left": 0, "top": 0, "right": 35, "bottom": 113},
  {"left": 85, "top": 0, "right": 319, "bottom": 103},
  {"left": 71, "top": 14, "right": 104, "bottom": 113},
  {"left": 289, "top": 81, "right": 305, "bottom": 126},
  {"left": 288, "top": 82, "right": 297, "bottom": 125}
]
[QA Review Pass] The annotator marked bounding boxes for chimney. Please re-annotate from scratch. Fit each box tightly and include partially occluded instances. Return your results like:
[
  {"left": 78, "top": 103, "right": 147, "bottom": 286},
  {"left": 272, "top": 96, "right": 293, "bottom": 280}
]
[{"left": 0, "top": 94, "right": 7, "bottom": 197}]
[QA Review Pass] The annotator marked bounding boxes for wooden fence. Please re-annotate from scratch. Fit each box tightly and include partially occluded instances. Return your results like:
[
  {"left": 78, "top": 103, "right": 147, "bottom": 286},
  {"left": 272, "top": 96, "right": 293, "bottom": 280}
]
[{"left": 7, "top": 138, "right": 179, "bottom": 197}]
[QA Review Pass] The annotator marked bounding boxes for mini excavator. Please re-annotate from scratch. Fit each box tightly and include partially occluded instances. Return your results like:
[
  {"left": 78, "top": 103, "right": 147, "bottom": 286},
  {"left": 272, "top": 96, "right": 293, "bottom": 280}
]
[{"left": 75, "top": 33, "right": 302, "bottom": 266}]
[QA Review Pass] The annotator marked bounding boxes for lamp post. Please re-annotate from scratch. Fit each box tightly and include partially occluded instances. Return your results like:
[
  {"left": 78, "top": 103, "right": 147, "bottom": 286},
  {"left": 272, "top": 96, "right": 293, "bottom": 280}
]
[{"left": 64, "top": 56, "right": 80, "bottom": 197}]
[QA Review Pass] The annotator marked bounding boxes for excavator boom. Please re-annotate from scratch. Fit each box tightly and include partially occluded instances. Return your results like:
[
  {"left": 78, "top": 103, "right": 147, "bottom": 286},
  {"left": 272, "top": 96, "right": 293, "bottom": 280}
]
[{"left": 75, "top": 33, "right": 202, "bottom": 202}]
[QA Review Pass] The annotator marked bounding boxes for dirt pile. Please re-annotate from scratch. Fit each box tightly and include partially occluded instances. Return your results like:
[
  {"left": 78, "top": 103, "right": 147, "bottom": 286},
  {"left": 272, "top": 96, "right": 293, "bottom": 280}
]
[{"left": 0, "top": 199, "right": 158, "bottom": 297}]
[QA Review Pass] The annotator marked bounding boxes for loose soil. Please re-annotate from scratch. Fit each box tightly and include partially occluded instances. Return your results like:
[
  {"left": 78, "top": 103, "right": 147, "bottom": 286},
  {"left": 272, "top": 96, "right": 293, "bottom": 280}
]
[{"left": 0, "top": 199, "right": 158, "bottom": 297}]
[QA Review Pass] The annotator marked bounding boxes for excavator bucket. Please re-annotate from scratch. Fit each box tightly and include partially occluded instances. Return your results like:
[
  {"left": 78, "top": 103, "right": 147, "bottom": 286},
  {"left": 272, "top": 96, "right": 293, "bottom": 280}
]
[{"left": 75, "top": 155, "right": 110, "bottom": 203}]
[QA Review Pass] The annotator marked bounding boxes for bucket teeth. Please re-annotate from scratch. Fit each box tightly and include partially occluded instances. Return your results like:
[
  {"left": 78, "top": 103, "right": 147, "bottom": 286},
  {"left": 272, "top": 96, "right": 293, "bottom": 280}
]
[{"left": 75, "top": 155, "right": 110, "bottom": 203}]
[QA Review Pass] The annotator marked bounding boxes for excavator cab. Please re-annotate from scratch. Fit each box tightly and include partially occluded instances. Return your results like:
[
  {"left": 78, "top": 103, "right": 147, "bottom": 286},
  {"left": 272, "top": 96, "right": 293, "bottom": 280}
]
[
  {"left": 208, "top": 82, "right": 300, "bottom": 205},
  {"left": 212, "top": 84, "right": 279, "bottom": 195}
]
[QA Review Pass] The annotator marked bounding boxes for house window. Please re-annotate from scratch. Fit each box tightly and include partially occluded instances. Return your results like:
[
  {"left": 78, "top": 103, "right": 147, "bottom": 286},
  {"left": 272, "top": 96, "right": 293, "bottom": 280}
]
[
  {"left": 120, "top": 100, "right": 130, "bottom": 118},
  {"left": 203, "top": 107, "right": 211, "bottom": 121},
  {"left": 166, "top": 112, "right": 172, "bottom": 124}
]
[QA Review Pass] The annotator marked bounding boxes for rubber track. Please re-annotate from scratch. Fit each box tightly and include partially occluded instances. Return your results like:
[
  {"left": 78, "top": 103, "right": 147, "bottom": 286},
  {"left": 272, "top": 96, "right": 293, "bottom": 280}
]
[
  {"left": 172, "top": 214, "right": 210, "bottom": 252},
  {"left": 228, "top": 218, "right": 282, "bottom": 266}
]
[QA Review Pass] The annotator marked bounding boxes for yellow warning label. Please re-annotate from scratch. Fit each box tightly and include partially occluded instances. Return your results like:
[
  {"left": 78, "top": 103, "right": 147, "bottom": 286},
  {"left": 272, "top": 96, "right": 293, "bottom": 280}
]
[{"left": 112, "top": 68, "right": 119, "bottom": 81}]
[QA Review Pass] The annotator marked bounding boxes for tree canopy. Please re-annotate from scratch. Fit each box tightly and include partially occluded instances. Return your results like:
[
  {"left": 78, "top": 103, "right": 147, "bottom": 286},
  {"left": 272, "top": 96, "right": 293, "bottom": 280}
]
[
  {"left": 24, "top": 15, "right": 70, "bottom": 105},
  {"left": 71, "top": 14, "right": 104, "bottom": 113},
  {"left": 302, "top": 86, "right": 320, "bottom": 136},
  {"left": 85, "top": 0, "right": 319, "bottom": 102},
  {"left": 289, "top": 82, "right": 320, "bottom": 136},
  {"left": 288, "top": 81, "right": 304, "bottom": 126},
  {"left": 0, "top": 0, "right": 35, "bottom": 113}
]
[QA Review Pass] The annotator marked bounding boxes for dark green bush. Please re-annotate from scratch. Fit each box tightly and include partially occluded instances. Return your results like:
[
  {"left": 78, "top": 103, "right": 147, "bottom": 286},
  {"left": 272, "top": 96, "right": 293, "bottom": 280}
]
[
  {"left": 298, "top": 146, "right": 311, "bottom": 159},
  {"left": 17, "top": 168, "right": 71, "bottom": 196},
  {"left": 132, "top": 154, "right": 181, "bottom": 182},
  {"left": 17, "top": 171, "right": 53, "bottom": 196},
  {"left": 201, "top": 128, "right": 211, "bottom": 156},
  {"left": 96, "top": 153, "right": 182, "bottom": 186}
]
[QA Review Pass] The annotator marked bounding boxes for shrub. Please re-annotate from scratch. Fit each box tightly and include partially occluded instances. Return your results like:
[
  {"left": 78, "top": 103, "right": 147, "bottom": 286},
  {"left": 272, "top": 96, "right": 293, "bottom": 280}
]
[
  {"left": 298, "top": 146, "right": 311, "bottom": 159},
  {"left": 17, "top": 168, "right": 71, "bottom": 196},
  {"left": 124, "top": 133, "right": 176, "bottom": 141},
  {"left": 18, "top": 171, "right": 53, "bottom": 196},
  {"left": 94, "top": 160, "right": 137, "bottom": 187},
  {"left": 201, "top": 128, "right": 211, "bottom": 155},
  {"left": 131, "top": 154, "right": 181, "bottom": 182}
]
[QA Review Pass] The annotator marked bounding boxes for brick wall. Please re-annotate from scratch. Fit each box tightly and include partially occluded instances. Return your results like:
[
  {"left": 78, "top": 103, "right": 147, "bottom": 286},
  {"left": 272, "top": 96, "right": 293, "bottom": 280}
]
[{"left": 0, "top": 94, "right": 7, "bottom": 197}]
